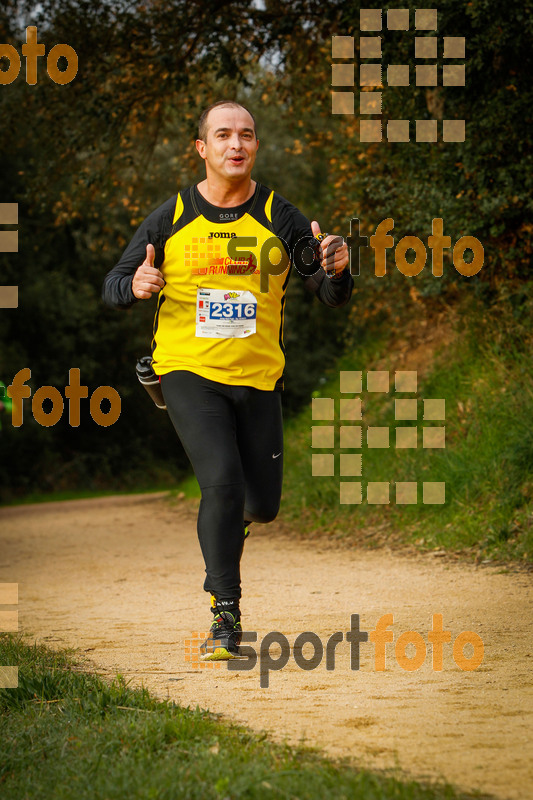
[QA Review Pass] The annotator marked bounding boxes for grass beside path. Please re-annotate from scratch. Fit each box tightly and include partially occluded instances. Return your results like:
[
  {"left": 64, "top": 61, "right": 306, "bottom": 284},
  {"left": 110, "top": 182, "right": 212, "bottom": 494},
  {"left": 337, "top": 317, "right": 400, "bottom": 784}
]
[
  {"left": 280, "top": 291, "right": 533, "bottom": 565},
  {"left": 0, "top": 634, "right": 483, "bottom": 800}
]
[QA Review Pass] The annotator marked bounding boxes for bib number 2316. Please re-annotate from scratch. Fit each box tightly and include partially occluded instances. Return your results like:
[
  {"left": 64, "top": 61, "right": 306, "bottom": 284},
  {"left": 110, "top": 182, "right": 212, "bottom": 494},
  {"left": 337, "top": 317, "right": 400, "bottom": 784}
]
[
  {"left": 210, "top": 301, "right": 255, "bottom": 320},
  {"left": 196, "top": 288, "right": 257, "bottom": 338}
]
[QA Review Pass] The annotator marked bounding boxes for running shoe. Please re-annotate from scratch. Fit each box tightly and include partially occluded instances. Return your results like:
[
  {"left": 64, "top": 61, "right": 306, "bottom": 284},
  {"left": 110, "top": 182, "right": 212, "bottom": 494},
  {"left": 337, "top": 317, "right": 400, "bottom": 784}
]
[{"left": 199, "top": 609, "right": 244, "bottom": 661}]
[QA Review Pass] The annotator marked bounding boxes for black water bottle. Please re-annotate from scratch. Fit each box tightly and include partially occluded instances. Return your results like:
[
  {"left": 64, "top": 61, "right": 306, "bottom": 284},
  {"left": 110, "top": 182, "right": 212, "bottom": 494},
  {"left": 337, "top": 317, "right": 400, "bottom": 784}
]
[{"left": 135, "top": 356, "right": 167, "bottom": 410}]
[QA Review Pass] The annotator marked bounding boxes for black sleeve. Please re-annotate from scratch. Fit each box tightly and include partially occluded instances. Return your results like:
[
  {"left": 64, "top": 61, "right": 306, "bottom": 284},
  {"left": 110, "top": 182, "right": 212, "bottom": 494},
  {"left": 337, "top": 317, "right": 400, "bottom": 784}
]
[
  {"left": 270, "top": 193, "right": 353, "bottom": 308},
  {"left": 101, "top": 196, "right": 176, "bottom": 309}
]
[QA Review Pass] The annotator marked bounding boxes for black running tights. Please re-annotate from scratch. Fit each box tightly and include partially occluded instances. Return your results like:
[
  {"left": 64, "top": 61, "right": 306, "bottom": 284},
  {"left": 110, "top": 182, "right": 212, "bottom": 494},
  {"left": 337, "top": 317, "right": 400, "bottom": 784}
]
[{"left": 160, "top": 370, "right": 283, "bottom": 604}]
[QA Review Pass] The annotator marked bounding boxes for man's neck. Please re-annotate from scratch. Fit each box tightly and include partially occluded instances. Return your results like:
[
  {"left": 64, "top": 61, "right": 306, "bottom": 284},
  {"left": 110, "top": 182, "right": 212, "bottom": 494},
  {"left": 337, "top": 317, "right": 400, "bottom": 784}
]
[{"left": 196, "top": 178, "right": 256, "bottom": 208}]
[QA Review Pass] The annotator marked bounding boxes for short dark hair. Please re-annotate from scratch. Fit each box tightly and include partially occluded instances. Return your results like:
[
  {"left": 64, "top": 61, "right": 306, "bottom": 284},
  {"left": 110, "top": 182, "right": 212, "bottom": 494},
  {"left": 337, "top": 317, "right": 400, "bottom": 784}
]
[{"left": 197, "top": 101, "right": 257, "bottom": 142}]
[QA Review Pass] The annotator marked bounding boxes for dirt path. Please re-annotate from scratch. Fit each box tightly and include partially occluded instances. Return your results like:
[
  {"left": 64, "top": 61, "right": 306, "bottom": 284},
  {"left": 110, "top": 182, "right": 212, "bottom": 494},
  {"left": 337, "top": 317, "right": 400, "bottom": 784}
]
[{"left": 1, "top": 493, "right": 531, "bottom": 799}]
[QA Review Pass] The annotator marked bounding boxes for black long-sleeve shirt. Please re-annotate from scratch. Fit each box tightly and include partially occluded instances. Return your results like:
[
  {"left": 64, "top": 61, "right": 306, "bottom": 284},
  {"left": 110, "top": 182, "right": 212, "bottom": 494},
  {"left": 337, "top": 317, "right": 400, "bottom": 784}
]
[
  {"left": 102, "top": 183, "right": 353, "bottom": 309},
  {"left": 102, "top": 183, "right": 353, "bottom": 390}
]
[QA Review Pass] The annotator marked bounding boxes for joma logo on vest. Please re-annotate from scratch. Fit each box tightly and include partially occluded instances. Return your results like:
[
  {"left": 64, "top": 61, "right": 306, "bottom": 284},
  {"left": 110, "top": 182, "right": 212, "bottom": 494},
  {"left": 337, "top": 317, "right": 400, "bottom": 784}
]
[{"left": 208, "top": 231, "right": 237, "bottom": 238}]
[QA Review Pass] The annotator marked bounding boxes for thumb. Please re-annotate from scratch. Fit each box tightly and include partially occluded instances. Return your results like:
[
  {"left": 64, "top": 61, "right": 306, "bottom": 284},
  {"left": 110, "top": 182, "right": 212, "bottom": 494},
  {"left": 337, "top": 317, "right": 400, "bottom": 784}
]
[
  {"left": 310, "top": 220, "right": 321, "bottom": 238},
  {"left": 144, "top": 243, "right": 155, "bottom": 266}
]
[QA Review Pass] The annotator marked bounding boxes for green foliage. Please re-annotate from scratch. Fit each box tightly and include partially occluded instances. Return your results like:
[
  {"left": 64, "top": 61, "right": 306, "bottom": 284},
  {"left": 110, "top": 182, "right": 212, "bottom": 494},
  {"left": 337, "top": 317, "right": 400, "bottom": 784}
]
[
  {"left": 0, "top": 2, "right": 354, "bottom": 498},
  {"left": 281, "top": 285, "right": 533, "bottom": 563},
  {"left": 0, "top": 0, "right": 530, "bottom": 501},
  {"left": 271, "top": 0, "right": 533, "bottom": 322}
]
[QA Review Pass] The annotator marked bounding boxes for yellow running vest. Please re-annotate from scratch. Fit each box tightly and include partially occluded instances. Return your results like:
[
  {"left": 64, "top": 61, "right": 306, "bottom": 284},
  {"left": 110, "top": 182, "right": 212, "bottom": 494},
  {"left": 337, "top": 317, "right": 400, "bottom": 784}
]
[{"left": 151, "top": 187, "right": 291, "bottom": 391}]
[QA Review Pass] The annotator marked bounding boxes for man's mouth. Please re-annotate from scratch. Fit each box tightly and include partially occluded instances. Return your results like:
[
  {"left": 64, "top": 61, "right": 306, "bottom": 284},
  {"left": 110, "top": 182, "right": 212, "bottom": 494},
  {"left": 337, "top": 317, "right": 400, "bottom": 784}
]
[{"left": 228, "top": 156, "right": 245, "bottom": 164}]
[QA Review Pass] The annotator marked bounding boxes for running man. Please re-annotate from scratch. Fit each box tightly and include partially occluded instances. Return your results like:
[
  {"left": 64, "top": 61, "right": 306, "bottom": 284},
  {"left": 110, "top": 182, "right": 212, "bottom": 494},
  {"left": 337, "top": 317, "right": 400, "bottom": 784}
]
[{"left": 102, "top": 100, "right": 353, "bottom": 660}]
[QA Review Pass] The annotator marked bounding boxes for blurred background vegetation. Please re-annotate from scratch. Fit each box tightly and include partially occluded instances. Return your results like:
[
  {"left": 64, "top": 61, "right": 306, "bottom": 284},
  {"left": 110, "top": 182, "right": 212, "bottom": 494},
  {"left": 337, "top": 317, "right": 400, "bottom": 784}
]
[{"left": 0, "top": 0, "right": 531, "bottom": 560}]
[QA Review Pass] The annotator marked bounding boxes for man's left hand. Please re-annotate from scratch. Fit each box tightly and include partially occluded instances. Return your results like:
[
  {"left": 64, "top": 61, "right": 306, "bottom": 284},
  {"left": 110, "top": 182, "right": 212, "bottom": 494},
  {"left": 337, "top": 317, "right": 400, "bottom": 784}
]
[{"left": 311, "top": 220, "right": 349, "bottom": 278}]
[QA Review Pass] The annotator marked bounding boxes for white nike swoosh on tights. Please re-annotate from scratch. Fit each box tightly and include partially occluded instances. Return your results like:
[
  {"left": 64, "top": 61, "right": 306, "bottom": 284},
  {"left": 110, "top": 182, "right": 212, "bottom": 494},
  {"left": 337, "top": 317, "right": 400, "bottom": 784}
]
[{"left": 272, "top": 452, "right": 282, "bottom": 459}]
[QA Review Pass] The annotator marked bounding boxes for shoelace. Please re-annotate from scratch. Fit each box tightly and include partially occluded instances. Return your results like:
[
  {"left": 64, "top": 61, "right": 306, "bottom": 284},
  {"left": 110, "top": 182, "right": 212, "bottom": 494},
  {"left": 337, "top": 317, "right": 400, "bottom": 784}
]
[{"left": 211, "top": 610, "right": 242, "bottom": 644}]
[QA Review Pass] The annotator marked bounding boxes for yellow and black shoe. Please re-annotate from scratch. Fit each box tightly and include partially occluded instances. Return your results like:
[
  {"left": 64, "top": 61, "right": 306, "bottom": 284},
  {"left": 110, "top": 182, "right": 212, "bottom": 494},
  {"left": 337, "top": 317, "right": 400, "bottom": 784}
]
[{"left": 199, "top": 599, "right": 245, "bottom": 661}]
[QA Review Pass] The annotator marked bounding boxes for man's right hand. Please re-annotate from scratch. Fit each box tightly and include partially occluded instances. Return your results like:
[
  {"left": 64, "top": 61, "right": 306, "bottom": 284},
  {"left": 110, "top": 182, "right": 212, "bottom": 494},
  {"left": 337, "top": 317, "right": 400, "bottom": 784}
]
[{"left": 132, "top": 244, "right": 165, "bottom": 300}]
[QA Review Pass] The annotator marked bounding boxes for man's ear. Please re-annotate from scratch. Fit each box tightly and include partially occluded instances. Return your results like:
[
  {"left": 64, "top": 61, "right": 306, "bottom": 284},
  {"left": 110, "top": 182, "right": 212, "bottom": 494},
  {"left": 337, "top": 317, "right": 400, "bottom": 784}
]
[{"left": 195, "top": 139, "right": 206, "bottom": 159}]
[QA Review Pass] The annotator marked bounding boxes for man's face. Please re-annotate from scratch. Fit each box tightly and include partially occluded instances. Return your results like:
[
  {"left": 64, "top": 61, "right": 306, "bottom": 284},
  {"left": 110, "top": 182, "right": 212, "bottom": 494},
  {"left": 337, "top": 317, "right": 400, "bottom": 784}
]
[{"left": 196, "top": 105, "right": 259, "bottom": 181}]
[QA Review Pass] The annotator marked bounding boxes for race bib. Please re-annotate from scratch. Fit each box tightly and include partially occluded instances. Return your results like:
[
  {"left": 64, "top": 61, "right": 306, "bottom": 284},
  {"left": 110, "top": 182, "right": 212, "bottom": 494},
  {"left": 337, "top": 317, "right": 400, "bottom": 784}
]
[{"left": 195, "top": 288, "right": 257, "bottom": 339}]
